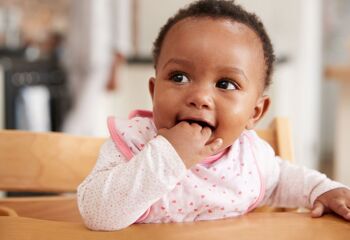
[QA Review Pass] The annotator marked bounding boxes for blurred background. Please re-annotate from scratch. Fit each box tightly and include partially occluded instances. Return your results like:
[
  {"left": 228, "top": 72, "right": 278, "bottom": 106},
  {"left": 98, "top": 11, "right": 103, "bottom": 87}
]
[{"left": 0, "top": 0, "right": 349, "bottom": 185}]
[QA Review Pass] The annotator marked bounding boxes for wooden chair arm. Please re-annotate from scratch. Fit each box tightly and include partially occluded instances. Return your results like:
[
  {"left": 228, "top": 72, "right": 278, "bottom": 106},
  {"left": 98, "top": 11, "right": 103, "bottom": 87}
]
[
  {"left": 0, "top": 206, "right": 18, "bottom": 217},
  {"left": 0, "top": 195, "right": 81, "bottom": 222}
]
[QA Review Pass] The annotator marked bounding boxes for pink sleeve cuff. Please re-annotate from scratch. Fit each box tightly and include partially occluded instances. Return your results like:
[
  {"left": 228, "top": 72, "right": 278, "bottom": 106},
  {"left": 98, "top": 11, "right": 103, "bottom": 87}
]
[{"left": 135, "top": 208, "right": 151, "bottom": 223}]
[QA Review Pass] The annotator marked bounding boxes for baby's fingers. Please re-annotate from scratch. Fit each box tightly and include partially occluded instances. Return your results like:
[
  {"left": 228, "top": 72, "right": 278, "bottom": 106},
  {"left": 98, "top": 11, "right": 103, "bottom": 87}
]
[
  {"left": 311, "top": 201, "right": 325, "bottom": 218},
  {"left": 329, "top": 199, "right": 350, "bottom": 221},
  {"left": 203, "top": 138, "right": 223, "bottom": 155},
  {"left": 200, "top": 126, "right": 212, "bottom": 140}
]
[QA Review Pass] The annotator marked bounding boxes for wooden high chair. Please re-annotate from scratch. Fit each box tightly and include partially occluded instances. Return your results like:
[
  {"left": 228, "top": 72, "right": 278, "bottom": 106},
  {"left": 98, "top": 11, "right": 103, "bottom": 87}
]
[{"left": 0, "top": 117, "right": 293, "bottom": 222}]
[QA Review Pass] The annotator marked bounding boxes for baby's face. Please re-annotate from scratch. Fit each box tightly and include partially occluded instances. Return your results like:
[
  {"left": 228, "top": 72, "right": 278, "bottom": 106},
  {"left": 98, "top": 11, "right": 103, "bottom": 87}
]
[{"left": 149, "top": 17, "right": 269, "bottom": 151}]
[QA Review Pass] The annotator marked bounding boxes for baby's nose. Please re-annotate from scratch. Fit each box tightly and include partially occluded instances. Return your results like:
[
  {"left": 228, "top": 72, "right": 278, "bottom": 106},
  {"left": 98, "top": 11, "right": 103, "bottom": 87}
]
[{"left": 186, "top": 86, "right": 214, "bottom": 109}]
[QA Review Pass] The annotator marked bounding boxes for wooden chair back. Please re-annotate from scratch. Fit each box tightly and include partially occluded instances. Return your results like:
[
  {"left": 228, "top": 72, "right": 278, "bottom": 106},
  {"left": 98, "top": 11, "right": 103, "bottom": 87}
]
[
  {"left": 256, "top": 117, "right": 294, "bottom": 162},
  {"left": 0, "top": 117, "right": 293, "bottom": 222}
]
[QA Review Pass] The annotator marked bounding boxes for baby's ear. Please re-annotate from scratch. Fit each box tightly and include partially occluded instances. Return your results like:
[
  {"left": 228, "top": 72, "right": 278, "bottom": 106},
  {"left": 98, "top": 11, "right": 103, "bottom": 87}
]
[
  {"left": 148, "top": 77, "right": 156, "bottom": 100},
  {"left": 246, "top": 95, "right": 270, "bottom": 130}
]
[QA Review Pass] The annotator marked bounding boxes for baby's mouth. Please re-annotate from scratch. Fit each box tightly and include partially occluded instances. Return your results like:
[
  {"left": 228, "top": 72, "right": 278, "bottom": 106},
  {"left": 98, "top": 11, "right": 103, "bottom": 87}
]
[{"left": 176, "top": 118, "right": 216, "bottom": 132}]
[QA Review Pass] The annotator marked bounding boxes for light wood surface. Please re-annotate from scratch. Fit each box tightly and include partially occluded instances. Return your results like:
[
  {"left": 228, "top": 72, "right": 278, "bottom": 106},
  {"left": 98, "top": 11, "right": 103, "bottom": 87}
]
[
  {"left": 0, "top": 213, "right": 349, "bottom": 240},
  {"left": 0, "top": 118, "right": 294, "bottom": 222}
]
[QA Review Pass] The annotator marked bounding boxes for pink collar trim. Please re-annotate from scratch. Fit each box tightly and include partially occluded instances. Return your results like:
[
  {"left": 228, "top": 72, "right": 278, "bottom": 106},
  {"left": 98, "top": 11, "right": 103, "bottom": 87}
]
[
  {"left": 201, "top": 147, "right": 229, "bottom": 165},
  {"left": 128, "top": 109, "right": 153, "bottom": 119}
]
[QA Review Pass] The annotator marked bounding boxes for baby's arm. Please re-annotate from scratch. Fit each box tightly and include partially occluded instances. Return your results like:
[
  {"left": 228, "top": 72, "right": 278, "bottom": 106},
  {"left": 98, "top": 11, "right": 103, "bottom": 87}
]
[
  {"left": 77, "top": 136, "right": 187, "bottom": 231},
  {"left": 256, "top": 138, "right": 349, "bottom": 219},
  {"left": 261, "top": 157, "right": 346, "bottom": 208}
]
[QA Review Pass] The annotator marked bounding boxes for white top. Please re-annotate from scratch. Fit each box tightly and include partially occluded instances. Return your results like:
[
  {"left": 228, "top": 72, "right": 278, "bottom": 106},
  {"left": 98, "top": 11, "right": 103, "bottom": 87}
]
[{"left": 77, "top": 112, "right": 346, "bottom": 231}]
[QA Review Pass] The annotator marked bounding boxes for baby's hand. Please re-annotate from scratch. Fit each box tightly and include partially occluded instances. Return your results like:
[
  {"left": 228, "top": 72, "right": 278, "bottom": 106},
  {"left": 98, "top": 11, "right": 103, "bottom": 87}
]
[
  {"left": 158, "top": 121, "right": 223, "bottom": 168},
  {"left": 311, "top": 187, "right": 350, "bottom": 221}
]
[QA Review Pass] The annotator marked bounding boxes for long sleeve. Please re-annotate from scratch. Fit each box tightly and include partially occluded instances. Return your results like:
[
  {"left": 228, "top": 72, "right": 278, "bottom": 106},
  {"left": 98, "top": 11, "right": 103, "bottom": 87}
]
[
  {"left": 77, "top": 136, "right": 187, "bottom": 231},
  {"left": 255, "top": 137, "right": 347, "bottom": 209}
]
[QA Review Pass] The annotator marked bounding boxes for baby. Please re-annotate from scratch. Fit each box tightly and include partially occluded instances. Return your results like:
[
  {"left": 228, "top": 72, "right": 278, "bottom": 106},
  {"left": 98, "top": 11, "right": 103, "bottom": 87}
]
[{"left": 77, "top": 0, "right": 350, "bottom": 231}]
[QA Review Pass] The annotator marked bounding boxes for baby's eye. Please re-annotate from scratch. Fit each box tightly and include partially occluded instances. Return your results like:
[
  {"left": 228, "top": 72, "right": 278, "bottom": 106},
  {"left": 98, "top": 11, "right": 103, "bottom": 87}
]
[
  {"left": 170, "top": 73, "right": 189, "bottom": 83},
  {"left": 216, "top": 79, "right": 237, "bottom": 90}
]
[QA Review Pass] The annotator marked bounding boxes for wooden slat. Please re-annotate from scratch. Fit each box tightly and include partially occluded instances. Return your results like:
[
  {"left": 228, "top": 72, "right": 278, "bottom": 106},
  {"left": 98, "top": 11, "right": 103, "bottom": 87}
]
[
  {"left": 0, "top": 130, "right": 105, "bottom": 192},
  {"left": 274, "top": 117, "right": 294, "bottom": 161}
]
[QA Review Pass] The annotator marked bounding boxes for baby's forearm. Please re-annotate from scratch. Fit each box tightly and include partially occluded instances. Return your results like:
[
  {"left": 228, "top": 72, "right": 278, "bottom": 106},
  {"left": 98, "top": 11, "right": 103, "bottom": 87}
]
[
  {"left": 261, "top": 158, "right": 346, "bottom": 209},
  {"left": 77, "top": 137, "right": 187, "bottom": 230}
]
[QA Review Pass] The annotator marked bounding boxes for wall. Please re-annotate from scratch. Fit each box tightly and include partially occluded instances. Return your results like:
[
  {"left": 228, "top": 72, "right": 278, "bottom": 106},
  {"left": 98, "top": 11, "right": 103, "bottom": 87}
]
[
  {"left": 137, "top": 0, "right": 193, "bottom": 57},
  {"left": 112, "top": 64, "right": 154, "bottom": 118}
]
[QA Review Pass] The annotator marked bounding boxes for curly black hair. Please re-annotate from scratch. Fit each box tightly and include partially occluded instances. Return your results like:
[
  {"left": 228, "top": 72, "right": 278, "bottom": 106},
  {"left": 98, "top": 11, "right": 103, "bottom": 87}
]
[{"left": 152, "top": 0, "right": 275, "bottom": 89}]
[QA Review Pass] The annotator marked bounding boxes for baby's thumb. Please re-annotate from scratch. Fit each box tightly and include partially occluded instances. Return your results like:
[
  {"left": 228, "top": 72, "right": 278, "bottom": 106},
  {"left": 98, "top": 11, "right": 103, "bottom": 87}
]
[
  {"left": 311, "top": 201, "right": 325, "bottom": 218},
  {"left": 206, "top": 138, "right": 223, "bottom": 155}
]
